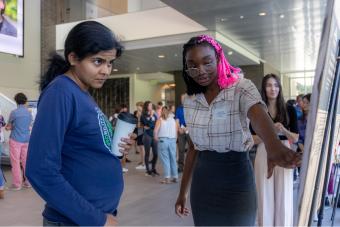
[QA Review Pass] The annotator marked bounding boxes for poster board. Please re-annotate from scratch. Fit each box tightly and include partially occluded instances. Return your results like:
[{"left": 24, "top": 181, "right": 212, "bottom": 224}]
[{"left": 296, "top": 0, "right": 340, "bottom": 225}]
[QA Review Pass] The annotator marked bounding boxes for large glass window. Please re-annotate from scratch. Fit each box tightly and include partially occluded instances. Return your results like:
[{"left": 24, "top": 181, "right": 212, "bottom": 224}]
[{"left": 282, "top": 71, "right": 314, "bottom": 99}]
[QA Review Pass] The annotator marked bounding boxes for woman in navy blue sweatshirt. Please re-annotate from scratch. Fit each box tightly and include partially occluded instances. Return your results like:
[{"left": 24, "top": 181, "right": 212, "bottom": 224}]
[{"left": 26, "top": 21, "right": 135, "bottom": 226}]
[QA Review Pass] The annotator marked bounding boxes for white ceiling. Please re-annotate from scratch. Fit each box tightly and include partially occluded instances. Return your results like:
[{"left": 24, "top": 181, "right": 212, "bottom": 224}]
[
  {"left": 161, "top": 0, "right": 327, "bottom": 72},
  {"left": 57, "top": 0, "right": 327, "bottom": 75}
]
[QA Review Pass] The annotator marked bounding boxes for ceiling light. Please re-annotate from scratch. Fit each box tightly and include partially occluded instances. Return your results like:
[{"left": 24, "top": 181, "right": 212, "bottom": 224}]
[
  {"left": 174, "top": 53, "right": 178, "bottom": 57},
  {"left": 228, "top": 51, "right": 233, "bottom": 55},
  {"left": 220, "top": 18, "right": 227, "bottom": 22},
  {"left": 268, "top": 40, "right": 272, "bottom": 43},
  {"left": 158, "top": 54, "right": 165, "bottom": 58},
  {"left": 240, "top": 15, "right": 244, "bottom": 19},
  {"left": 113, "top": 69, "right": 118, "bottom": 72},
  {"left": 280, "top": 14, "right": 285, "bottom": 19},
  {"left": 258, "top": 12, "right": 266, "bottom": 16},
  {"left": 136, "top": 67, "right": 140, "bottom": 70}
]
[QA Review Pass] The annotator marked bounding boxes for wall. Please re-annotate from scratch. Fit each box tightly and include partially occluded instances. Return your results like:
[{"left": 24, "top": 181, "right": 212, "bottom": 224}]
[
  {"left": 0, "top": 0, "right": 41, "bottom": 101},
  {"left": 264, "top": 62, "right": 280, "bottom": 77},
  {"left": 130, "top": 74, "right": 163, "bottom": 111},
  {"left": 240, "top": 63, "right": 264, "bottom": 89},
  {"left": 281, "top": 74, "right": 291, "bottom": 99},
  {"left": 174, "top": 71, "right": 186, "bottom": 107}
]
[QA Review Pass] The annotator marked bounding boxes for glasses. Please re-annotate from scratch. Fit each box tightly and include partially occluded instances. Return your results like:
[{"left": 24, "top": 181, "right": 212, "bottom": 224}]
[{"left": 185, "top": 63, "right": 216, "bottom": 78}]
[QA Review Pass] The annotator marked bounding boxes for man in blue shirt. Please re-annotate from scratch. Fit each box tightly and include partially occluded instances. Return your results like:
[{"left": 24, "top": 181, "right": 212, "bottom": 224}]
[
  {"left": 175, "top": 94, "right": 189, "bottom": 172},
  {"left": 5, "top": 93, "right": 32, "bottom": 190},
  {"left": 295, "top": 94, "right": 304, "bottom": 120}
]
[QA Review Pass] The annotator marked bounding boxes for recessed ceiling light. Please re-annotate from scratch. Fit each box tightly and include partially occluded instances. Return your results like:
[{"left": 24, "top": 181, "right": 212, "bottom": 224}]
[
  {"left": 174, "top": 53, "right": 178, "bottom": 57},
  {"left": 228, "top": 51, "right": 233, "bottom": 55},
  {"left": 113, "top": 69, "right": 118, "bottom": 72},
  {"left": 136, "top": 67, "right": 140, "bottom": 70},
  {"left": 240, "top": 15, "right": 244, "bottom": 19},
  {"left": 268, "top": 39, "right": 272, "bottom": 43},
  {"left": 220, "top": 18, "right": 227, "bottom": 22},
  {"left": 280, "top": 14, "right": 285, "bottom": 19},
  {"left": 258, "top": 12, "right": 266, "bottom": 16},
  {"left": 158, "top": 54, "right": 165, "bottom": 58}
]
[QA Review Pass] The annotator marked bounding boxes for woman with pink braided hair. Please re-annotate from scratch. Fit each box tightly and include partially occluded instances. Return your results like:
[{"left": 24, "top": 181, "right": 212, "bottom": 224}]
[{"left": 174, "top": 35, "right": 301, "bottom": 226}]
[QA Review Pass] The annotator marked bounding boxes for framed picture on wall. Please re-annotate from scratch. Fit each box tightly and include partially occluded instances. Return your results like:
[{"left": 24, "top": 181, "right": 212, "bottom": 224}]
[{"left": 0, "top": 0, "right": 24, "bottom": 56}]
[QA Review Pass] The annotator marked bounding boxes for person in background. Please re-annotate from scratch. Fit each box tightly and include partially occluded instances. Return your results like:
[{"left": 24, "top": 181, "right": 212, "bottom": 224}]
[
  {"left": 141, "top": 101, "right": 159, "bottom": 176},
  {"left": 295, "top": 94, "right": 304, "bottom": 120},
  {"left": 116, "top": 104, "right": 131, "bottom": 173},
  {"left": 0, "top": 110, "right": 5, "bottom": 199},
  {"left": 174, "top": 35, "right": 300, "bottom": 226},
  {"left": 134, "top": 101, "right": 145, "bottom": 170},
  {"left": 298, "top": 93, "right": 311, "bottom": 153},
  {"left": 175, "top": 94, "right": 189, "bottom": 173},
  {"left": 169, "top": 104, "right": 176, "bottom": 118},
  {"left": 252, "top": 74, "right": 299, "bottom": 226},
  {"left": 5, "top": 92, "right": 32, "bottom": 191},
  {"left": 154, "top": 106, "right": 179, "bottom": 184},
  {"left": 0, "top": 0, "right": 17, "bottom": 37},
  {"left": 26, "top": 21, "right": 135, "bottom": 226},
  {"left": 156, "top": 101, "right": 163, "bottom": 118}
]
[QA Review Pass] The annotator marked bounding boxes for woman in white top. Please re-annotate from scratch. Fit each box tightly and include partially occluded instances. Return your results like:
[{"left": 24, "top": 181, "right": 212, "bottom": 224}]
[
  {"left": 154, "top": 106, "right": 179, "bottom": 184},
  {"left": 174, "top": 35, "right": 301, "bottom": 226},
  {"left": 252, "top": 74, "right": 299, "bottom": 226}
]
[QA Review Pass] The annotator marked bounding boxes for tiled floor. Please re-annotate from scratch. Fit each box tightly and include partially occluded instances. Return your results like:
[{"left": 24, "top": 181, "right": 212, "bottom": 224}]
[
  {"left": 0, "top": 152, "right": 340, "bottom": 226},
  {"left": 0, "top": 152, "right": 194, "bottom": 226}
]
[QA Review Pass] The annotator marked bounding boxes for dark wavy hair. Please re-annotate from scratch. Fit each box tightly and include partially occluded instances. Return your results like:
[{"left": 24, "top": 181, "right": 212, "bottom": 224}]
[
  {"left": 14, "top": 92, "right": 27, "bottom": 105},
  {"left": 142, "top": 101, "right": 152, "bottom": 116},
  {"left": 182, "top": 37, "right": 218, "bottom": 95},
  {"left": 39, "top": 21, "right": 123, "bottom": 91},
  {"left": 261, "top": 73, "right": 288, "bottom": 125}
]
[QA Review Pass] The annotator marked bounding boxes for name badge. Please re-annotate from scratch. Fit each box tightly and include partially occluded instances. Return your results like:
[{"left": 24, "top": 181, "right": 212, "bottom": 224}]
[{"left": 214, "top": 110, "right": 227, "bottom": 118}]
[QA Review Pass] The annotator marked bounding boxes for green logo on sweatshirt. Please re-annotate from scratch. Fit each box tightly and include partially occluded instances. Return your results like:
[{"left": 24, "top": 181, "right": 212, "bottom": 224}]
[{"left": 96, "top": 107, "right": 113, "bottom": 152}]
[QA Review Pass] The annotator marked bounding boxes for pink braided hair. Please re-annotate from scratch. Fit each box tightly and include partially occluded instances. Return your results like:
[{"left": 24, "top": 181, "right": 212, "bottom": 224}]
[{"left": 198, "top": 35, "right": 240, "bottom": 89}]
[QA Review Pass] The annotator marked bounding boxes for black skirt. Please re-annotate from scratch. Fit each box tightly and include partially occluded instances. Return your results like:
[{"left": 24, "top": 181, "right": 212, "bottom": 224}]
[{"left": 190, "top": 150, "right": 257, "bottom": 226}]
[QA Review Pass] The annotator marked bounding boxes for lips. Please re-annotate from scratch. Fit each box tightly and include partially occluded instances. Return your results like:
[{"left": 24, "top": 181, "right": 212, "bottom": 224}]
[
  {"left": 96, "top": 79, "right": 106, "bottom": 83},
  {"left": 197, "top": 76, "right": 209, "bottom": 84}
]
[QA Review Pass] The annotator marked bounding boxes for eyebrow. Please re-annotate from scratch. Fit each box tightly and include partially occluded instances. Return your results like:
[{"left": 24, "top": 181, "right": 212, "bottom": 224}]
[{"left": 186, "top": 55, "right": 214, "bottom": 62}]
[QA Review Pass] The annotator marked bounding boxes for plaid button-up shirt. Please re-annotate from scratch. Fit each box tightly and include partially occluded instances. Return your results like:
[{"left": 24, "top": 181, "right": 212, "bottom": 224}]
[{"left": 184, "top": 78, "right": 266, "bottom": 153}]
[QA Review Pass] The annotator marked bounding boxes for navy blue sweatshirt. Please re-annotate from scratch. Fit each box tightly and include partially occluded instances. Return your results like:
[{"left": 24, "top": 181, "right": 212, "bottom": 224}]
[
  {"left": 140, "top": 114, "right": 157, "bottom": 137},
  {"left": 26, "top": 75, "right": 124, "bottom": 226}
]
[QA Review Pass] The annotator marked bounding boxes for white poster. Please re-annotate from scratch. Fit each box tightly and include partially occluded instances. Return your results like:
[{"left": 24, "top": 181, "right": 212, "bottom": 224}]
[{"left": 296, "top": 0, "right": 340, "bottom": 225}]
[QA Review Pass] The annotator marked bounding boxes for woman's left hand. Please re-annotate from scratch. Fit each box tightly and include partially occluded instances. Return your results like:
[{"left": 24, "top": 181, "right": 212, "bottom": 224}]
[
  {"left": 119, "top": 133, "right": 137, "bottom": 155},
  {"left": 274, "top": 122, "right": 286, "bottom": 134}
]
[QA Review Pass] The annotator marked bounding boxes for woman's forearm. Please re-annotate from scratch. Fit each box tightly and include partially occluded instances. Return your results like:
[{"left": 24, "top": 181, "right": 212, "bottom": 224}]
[
  {"left": 248, "top": 104, "right": 282, "bottom": 151},
  {"left": 178, "top": 139, "right": 198, "bottom": 197},
  {"left": 283, "top": 129, "right": 299, "bottom": 143}
]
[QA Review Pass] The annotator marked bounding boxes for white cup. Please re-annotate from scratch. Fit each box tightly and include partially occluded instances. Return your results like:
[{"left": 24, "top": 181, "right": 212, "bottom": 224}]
[{"left": 111, "top": 112, "right": 137, "bottom": 158}]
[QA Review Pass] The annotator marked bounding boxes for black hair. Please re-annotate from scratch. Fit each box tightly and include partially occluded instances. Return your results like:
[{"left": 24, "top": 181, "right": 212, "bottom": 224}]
[
  {"left": 39, "top": 21, "right": 123, "bottom": 91},
  {"left": 182, "top": 36, "right": 218, "bottom": 95},
  {"left": 261, "top": 73, "right": 288, "bottom": 126},
  {"left": 303, "top": 93, "right": 311, "bottom": 102},
  {"left": 302, "top": 93, "right": 311, "bottom": 121},
  {"left": 14, "top": 92, "right": 27, "bottom": 105},
  {"left": 142, "top": 101, "right": 152, "bottom": 116},
  {"left": 286, "top": 99, "right": 296, "bottom": 107}
]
